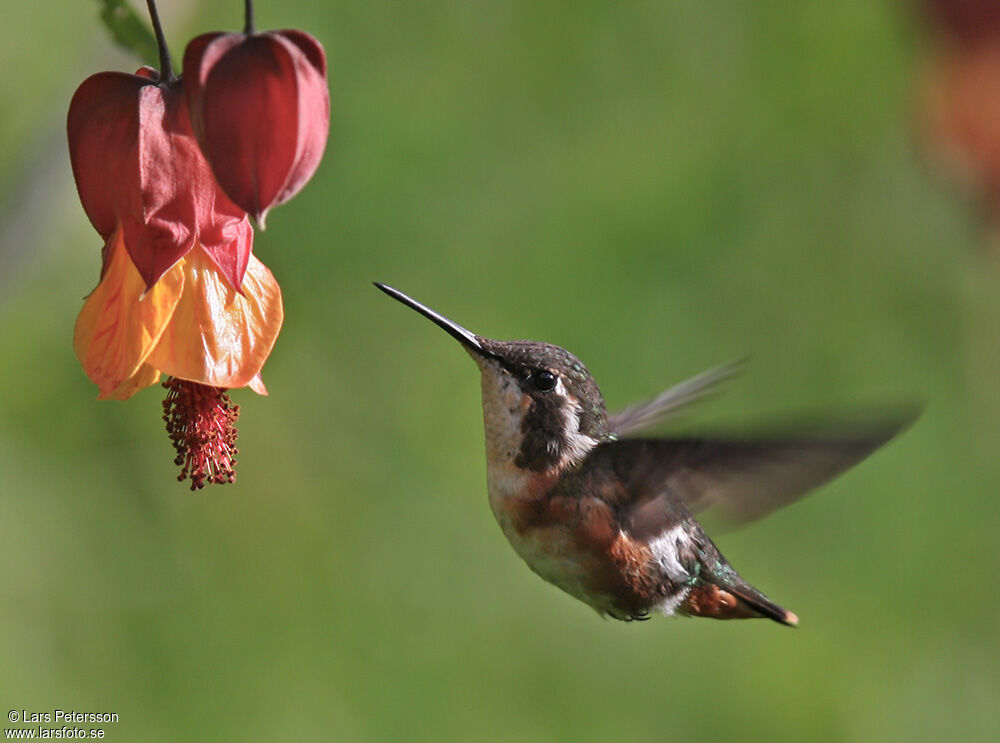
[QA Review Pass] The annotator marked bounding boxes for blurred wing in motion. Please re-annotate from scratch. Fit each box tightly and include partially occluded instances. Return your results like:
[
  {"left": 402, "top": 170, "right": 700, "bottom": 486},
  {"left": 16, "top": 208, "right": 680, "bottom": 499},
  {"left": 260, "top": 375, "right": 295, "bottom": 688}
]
[
  {"left": 607, "top": 359, "right": 746, "bottom": 436},
  {"left": 590, "top": 409, "right": 919, "bottom": 537}
]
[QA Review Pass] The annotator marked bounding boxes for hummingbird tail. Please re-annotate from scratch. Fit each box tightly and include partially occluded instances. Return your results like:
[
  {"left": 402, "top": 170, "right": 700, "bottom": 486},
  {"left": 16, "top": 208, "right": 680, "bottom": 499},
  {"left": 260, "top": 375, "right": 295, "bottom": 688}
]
[
  {"left": 681, "top": 581, "right": 799, "bottom": 627},
  {"left": 729, "top": 583, "right": 799, "bottom": 627}
]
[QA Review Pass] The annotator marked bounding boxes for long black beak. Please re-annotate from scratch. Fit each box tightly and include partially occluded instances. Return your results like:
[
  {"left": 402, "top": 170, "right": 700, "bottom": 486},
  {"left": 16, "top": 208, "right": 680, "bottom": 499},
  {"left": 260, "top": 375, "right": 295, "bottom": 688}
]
[{"left": 374, "top": 282, "right": 500, "bottom": 360}]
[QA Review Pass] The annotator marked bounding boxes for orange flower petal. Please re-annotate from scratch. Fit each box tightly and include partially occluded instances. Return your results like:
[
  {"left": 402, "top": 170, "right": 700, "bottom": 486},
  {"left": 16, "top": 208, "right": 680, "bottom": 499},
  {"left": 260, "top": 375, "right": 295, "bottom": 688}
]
[
  {"left": 73, "top": 227, "right": 184, "bottom": 400},
  {"left": 146, "top": 246, "right": 283, "bottom": 389},
  {"left": 247, "top": 373, "right": 268, "bottom": 396}
]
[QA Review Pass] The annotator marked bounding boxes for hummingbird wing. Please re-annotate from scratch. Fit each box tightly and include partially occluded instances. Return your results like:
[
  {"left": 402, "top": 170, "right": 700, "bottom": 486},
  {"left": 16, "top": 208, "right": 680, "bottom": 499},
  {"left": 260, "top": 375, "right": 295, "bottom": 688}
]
[
  {"left": 591, "top": 410, "right": 918, "bottom": 535},
  {"left": 606, "top": 359, "right": 745, "bottom": 436}
]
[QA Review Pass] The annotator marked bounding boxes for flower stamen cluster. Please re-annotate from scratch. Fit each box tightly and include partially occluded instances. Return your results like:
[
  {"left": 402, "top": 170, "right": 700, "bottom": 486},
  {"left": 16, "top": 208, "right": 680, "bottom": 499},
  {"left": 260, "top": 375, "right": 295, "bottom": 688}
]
[{"left": 162, "top": 378, "right": 240, "bottom": 490}]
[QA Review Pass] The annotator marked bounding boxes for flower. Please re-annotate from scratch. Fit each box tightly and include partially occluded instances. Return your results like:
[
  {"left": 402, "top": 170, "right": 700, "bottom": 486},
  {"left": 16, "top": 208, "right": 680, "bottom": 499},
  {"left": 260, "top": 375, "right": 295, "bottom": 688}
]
[
  {"left": 183, "top": 28, "right": 330, "bottom": 226},
  {"left": 922, "top": 0, "right": 1000, "bottom": 44},
  {"left": 68, "top": 67, "right": 283, "bottom": 488}
]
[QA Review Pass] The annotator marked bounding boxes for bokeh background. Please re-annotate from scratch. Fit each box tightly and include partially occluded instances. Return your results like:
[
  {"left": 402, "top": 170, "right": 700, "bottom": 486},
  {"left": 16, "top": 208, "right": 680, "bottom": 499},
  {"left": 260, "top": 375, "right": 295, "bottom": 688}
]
[{"left": 2, "top": 1, "right": 998, "bottom": 740}]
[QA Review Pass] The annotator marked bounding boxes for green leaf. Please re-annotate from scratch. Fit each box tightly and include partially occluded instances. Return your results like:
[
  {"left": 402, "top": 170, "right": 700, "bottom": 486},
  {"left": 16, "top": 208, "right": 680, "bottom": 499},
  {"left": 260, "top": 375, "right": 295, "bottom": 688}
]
[{"left": 97, "top": 0, "right": 160, "bottom": 68}]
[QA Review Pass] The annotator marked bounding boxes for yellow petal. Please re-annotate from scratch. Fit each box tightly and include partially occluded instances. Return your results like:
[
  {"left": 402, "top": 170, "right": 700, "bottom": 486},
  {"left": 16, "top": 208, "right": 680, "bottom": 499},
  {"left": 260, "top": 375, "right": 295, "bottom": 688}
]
[
  {"left": 74, "top": 227, "right": 184, "bottom": 400},
  {"left": 146, "top": 247, "right": 283, "bottom": 389},
  {"left": 104, "top": 362, "right": 162, "bottom": 401}
]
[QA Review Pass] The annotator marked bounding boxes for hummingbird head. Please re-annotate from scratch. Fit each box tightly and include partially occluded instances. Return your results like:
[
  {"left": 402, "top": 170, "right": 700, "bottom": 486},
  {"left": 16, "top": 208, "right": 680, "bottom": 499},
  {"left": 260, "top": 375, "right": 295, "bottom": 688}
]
[{"left": 375, "top": 283, "right": 611, "bottom": 476}]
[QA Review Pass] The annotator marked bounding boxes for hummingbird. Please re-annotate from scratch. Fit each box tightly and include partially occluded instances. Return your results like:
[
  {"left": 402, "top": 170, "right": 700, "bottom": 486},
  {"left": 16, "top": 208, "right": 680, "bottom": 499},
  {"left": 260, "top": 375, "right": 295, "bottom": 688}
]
[{"left": 375, "top": 282, "right": 914, "bottom": 627}]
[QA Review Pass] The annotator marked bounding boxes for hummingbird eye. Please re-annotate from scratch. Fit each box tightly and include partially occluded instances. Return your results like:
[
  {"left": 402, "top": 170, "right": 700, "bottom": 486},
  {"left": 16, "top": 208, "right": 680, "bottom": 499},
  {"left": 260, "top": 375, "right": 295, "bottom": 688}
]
[{"left": 529, "top": 369, "right": 557, "bottom": 392}]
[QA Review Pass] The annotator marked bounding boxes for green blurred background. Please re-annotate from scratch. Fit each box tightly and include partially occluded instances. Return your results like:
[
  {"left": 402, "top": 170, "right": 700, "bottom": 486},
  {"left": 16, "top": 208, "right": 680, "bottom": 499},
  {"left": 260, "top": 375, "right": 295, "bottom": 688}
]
[{"left": 2, "top": 1, "right": 998, "bottom": 740}]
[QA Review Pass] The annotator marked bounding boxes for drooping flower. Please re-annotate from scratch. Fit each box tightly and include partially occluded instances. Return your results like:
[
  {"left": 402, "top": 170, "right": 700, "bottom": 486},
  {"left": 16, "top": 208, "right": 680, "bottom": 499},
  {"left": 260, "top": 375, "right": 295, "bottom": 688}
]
[
  {"left": 183, "top": 26, "right": 329, "bottom": 226},
  {"left": 68, "top": 66, "right": 283, "bottom": 488}
]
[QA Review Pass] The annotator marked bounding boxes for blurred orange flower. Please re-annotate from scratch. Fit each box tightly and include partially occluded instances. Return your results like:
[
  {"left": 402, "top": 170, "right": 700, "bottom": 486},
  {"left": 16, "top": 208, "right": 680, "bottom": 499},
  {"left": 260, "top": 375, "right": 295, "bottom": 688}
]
[
  {"left": 184, "top": 27, "right": 329, "bottom": 226},
  {"left": 919, "top": 1, "right": 1000, "bottom": 219}
]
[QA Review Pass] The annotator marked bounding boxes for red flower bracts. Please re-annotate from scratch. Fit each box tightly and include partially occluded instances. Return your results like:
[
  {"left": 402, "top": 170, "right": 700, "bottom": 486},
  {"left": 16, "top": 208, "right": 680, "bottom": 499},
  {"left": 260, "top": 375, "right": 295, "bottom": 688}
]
[
  {"left": 68, "top": 67, "right": 252, "bottom": 291},
  {"left": 184, "top": 29, "right": 329, "bottom": 226}
]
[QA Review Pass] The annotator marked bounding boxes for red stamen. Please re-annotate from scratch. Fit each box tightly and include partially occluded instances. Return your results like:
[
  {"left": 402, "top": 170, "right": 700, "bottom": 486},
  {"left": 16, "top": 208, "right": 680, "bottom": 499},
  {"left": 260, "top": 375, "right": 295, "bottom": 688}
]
[{"left": 161, "top": 377, "right": 240, "bottom": 490}]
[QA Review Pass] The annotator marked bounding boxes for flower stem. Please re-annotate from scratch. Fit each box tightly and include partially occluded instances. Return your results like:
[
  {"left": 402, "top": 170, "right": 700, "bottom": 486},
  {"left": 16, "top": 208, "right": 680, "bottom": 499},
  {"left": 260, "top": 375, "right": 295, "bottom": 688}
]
[
  {"left": 244, "top": 0, "right": 256, "bottom": 34},
  {"left": 145, "top": 0, "right": 174, "bottom": 82}
]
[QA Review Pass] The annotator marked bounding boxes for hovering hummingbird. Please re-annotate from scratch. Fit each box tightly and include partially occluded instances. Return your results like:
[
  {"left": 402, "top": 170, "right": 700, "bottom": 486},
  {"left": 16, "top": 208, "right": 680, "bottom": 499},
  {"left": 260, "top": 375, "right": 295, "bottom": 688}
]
[{"left": 375, "top": 283, "right": 914, "bottom": 627}]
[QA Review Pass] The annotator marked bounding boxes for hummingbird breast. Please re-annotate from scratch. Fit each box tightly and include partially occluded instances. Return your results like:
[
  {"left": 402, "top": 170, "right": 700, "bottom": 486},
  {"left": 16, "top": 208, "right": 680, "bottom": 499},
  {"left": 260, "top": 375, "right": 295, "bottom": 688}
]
[{"left": 486, "top": 473, "right": 685, "bottom": 619}]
